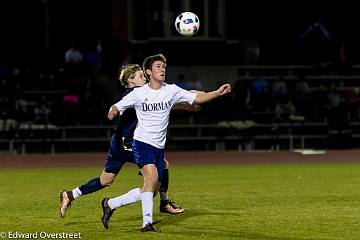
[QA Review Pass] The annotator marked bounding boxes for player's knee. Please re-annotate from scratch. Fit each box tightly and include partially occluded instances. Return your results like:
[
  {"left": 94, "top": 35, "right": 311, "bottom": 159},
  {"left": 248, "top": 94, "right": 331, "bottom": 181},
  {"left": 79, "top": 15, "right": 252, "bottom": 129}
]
[
  {"left": 100, "top": 175, "right": 115, "bottom": 187},
  {"left": 102, "top": 181, "right": 113, "bottom": 187},
  {"left": 143, "top": 177, "right": 158, "bottom": 191}
]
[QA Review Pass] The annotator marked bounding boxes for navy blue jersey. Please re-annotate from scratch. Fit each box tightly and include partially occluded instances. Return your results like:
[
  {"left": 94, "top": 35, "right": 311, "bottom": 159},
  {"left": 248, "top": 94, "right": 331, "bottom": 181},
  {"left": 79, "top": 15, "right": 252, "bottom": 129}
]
[{"left": 114, "top": 88, "right": 137, "bottom": 148}]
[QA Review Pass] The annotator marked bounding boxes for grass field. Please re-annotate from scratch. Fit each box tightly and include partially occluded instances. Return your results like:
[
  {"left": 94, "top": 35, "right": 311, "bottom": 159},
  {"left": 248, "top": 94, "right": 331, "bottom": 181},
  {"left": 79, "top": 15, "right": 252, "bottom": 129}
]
[{"left": 0, "top": 163, "right": 359, "bottom": 240}]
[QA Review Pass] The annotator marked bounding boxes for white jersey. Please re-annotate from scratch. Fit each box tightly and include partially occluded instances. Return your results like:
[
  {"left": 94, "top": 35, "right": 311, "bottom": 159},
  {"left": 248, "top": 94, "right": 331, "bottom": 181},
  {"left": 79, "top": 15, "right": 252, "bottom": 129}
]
[{"left": 114, "top": 82, "right": 196, "bottom": 149}]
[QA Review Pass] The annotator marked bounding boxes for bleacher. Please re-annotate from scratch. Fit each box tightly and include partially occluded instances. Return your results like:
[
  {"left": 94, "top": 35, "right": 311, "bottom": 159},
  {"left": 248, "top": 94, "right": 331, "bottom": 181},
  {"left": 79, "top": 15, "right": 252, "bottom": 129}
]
[
  {"left": 1, "top": 64, "right": 360, "bottom": 154},
  {"left": 1, "top": 120, "right": 360, "bottom": 154}
]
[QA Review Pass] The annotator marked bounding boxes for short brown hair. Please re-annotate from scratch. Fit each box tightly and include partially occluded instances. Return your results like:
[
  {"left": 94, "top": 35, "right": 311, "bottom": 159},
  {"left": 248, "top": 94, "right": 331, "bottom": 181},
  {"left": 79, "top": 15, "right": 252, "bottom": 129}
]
[
  {"left": 118, "top": 64, "right": 142, "bottom": 86},
  {"left": 142, "top": 54, "right": 167, "bottom": 79}
]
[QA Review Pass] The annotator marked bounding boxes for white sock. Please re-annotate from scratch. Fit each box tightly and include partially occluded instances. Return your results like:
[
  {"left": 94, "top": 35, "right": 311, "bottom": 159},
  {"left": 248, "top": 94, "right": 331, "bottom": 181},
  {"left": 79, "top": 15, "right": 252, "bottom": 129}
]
[
  {"left": 141, "top": 192, "right": 154, "bottom": 227},
  {"left": 160, "top": 192, "right": 168, "bottom": 201},
  {"left": 72, "top": 187, "right": 82, "bottom": 199},
  {"left": 108, "top": 188, "right": 141, "bottom": 209}
]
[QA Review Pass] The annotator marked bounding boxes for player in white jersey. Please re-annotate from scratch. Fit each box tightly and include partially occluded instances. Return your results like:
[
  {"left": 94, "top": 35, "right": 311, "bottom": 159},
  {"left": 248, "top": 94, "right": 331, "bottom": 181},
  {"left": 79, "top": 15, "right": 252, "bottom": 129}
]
[
  {"left": 59, "top": 64, "right": 196, "bottom": 220},
  {"left": 104, "top": 54, "right": 231, "bottom": 232}
]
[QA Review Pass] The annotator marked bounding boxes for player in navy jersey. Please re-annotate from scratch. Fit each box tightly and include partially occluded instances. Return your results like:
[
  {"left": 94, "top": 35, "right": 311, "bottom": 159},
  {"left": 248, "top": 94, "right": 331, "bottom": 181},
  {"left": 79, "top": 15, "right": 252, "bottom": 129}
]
[
  {"left": 59, "top": 64, "right": 197, "bottom": 219},
  {"left": 105, "top": 54, "right": 231, "bottom": 232}
]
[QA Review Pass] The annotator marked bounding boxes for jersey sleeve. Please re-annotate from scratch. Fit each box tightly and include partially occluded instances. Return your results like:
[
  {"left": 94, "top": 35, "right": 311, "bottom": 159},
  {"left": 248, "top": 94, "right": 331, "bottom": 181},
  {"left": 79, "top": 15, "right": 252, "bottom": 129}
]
[
  {"left": 172, "top": 84, "right": 197, "bottom": 105},
  {"left": 114, "top": 90, "right": 137, "bottom": 115}
]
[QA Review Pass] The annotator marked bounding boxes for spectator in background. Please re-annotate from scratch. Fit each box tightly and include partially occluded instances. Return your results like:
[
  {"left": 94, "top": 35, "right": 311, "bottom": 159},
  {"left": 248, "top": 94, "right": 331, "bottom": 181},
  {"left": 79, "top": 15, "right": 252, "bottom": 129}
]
[
  {"left": 96, "top": 38, "right": 102, "bottom": 72},
  {"left": 64, "top": 45, "right": 85, "bottom": 79},
  {"left": 83, "top": 40, "right": 102, "bottom": 74},
  {"left": 174, "top": 73, "right": 189, "bottom": 90},
  {"left": 344, "top": 87, "right": 360, "bottom": 121},
  {"left": 14, "top": 95, "right": 32, "bottom": 124},
  {"left": 79, "top": 78, "right": 101, "bottom": 124},
  {"left": 327, "top": 84, "right": 348, "bottom": 127},
  {"left": 339, "top": 43, "right": 346, "bottom": 66},
  {"left": 232, "top": 69, "right": 252, "bottom": 120},
  {"left": 272, "top": 76, "right": 288, "bottom": 103},
  {"left": 274, "top": 94, "right": 296, "bottom": 122},
  {"left": 337, "top": 43, "right": 350, "bottom": 75},
  {"left": 186, "top": 74, "right": 202, "bottom": 90},
  {"left": 313, "top": 84, "right": 330, "bottom": 122},
  {"left": 65, "top": 45, "right": 83, "bottom": 64},
  {"left": 233, "top": 68, "right": 246, "bottom": 95},
  {"left": 272, "top": 76, "right": 295, "bottom": 122},
  {"left": 292, "top": 75, "right": 312, "bottom": 118},
  {"left": 62, "top": 90, "right": 80, "bottom": 125},
  {"left": 251, "top": 75, "right": 268, "bottom": 95},
  {"left": 0, "top": 96, "right": 16, "bottom": 137},
  {"left": 250, "top": 76, "right": 271, "bottom": 111},
  {"left": 327, "top": 84, "right": 351, "bottom": 148},
  {"left": 33, "top": 95, "right": 52, "bottom": 124}
]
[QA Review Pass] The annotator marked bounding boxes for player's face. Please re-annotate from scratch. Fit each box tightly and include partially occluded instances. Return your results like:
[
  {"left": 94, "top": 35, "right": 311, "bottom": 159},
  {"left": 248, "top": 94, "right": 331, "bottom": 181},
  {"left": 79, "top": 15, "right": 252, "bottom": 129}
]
[
  {"left": 150, "top": 61, "right": 166, "bottom": 82},
  {"left": 132, "top": 70, "right": 146, "bottom": 87}
]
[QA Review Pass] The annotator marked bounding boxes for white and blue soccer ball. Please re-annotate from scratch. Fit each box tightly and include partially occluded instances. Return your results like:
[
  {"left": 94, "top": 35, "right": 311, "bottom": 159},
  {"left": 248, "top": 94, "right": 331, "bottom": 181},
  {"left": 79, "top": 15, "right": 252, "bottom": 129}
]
[{"left": 175, "top": 12, "right": 200, "bottom": 36}]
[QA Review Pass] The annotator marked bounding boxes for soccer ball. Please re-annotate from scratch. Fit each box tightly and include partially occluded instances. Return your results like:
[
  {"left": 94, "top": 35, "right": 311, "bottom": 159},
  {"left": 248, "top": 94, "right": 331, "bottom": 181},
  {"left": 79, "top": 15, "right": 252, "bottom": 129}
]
[{"left": 175, "top": 12, "right": 200, "bottom": 36}]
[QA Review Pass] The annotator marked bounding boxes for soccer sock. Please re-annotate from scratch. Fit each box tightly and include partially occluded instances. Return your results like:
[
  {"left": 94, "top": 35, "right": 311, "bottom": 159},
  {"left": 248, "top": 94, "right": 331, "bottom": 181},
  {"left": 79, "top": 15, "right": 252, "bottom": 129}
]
[
  {"left": 160, "top": 192, "right": 168, "bottom": 201},
  {"left": 78, "top": 177, "right": 104, "bottom": 196},
  {"left": 141, "top": 192, "right": 154, "bottom": 227},
  {"left": 159, "top": 169, "right": 169, "bottom": 201},
  {"left": 108, "top": 188, "right": 141, "bottom": 210},
  {"left": 72, "top": 187, "right": 82, "bottom": 200}
]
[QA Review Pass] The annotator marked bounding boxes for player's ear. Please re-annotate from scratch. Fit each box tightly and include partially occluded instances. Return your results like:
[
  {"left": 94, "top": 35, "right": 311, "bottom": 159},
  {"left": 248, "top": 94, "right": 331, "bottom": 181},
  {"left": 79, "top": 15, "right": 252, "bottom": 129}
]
[
  {"left": 146, "top": 69, "right": 152, "bottom": 76},
  {"left": 128, "top": 76, "right": 134, "bottom": 84}
]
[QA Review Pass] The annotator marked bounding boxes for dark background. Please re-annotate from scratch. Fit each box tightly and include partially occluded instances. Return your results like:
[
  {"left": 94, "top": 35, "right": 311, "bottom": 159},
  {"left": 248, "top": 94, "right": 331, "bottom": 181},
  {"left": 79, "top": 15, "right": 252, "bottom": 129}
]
[
  {"left": 3, "top": 0, "right": 360, "bottom": 67},
  {"left": 0, "top": 0, "right": 359, "bottom": 152}
]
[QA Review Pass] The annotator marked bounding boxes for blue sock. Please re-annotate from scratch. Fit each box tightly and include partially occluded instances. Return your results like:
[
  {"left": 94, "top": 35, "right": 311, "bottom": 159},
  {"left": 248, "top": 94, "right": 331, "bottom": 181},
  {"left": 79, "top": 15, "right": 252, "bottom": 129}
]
[
  {"left": 79, "top": 177, "right": 104, "bottom": 195},
  {"left": 160, "top": 169, "right": 169, "bottom": 192}
]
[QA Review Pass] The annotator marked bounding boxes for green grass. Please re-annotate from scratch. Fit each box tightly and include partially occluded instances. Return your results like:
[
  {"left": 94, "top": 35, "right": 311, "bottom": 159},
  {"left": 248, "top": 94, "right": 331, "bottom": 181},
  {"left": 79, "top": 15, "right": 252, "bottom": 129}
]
[{"left": 0, "top": 163, "right": 359, "bottom": 240}]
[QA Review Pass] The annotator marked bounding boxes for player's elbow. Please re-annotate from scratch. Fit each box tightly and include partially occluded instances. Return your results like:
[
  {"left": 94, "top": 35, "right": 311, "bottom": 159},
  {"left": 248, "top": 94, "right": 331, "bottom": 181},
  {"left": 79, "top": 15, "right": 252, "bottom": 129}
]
[{"left": 194, "top": 95, "right": 204, "bottom": 104}]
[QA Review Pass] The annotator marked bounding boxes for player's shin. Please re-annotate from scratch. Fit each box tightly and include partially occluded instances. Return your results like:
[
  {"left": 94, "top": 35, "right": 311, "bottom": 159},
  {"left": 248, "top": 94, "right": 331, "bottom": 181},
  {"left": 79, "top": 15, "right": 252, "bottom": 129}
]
[
  {"left": 141, "top": 192, "right": 154, "bottom": 227},
  {"left": 107, "top": 188, "right": 141, "bottom": 209},
  {"left": 159, "top": 169, "right": 169, "bottom": 201},
  {"left": 77, "top": 177, "right": 104, "bottom": 198}
]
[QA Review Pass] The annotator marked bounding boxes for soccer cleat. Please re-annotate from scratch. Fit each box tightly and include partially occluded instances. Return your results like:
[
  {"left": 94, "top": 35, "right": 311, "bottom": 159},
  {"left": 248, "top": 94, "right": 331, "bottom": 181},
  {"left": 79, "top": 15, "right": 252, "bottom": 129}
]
[
  {"left": 140, "top": 223, "right": 161, "bottom": 232},
  {"left": 59, "top": 190, "right": 74, "bottom": 218},
  {"left": 159, "top": 200, "right": 184, "bottom": 214},
  {"left": 101, "top": 198, "right": 115, "bottom": 229}
]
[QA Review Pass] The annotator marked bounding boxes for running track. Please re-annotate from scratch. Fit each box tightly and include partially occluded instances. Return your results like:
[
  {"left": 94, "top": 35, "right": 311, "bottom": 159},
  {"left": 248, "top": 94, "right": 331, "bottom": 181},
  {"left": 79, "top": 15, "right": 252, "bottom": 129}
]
[{"left": 1, "top": 150, "right": 360, "bottom": 169}]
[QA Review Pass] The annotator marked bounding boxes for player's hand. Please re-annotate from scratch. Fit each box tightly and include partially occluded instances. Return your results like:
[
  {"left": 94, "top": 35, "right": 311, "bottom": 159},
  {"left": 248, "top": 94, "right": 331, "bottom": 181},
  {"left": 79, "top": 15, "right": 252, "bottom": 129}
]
[
  {"left": 108, "top": 105, "right": 119, "bottom": 120},
  {"left": 217, "top": 83, "right": 231, "bottom": 96}
]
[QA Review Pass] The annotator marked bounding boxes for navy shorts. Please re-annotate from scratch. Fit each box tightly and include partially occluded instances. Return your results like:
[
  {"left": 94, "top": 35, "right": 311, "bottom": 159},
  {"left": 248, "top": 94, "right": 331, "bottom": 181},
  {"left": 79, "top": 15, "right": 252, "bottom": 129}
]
[
  {"left": 132, "top": 140, "right": 165, "bottom": 182},
  {"left": 104, "top": 134, "right": 135, "bottom": 174}
]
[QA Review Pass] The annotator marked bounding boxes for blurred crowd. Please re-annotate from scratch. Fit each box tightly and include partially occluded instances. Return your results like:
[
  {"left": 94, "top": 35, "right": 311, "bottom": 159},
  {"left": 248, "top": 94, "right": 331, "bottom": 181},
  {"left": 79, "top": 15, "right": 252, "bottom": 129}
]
[
  {"left": 173, "top": 68, "right": 360, "bottom": 129},
  {"left": 227, "top": 73, "right": 360, "bottom": 127},
  {"left": 1, "top": 47, "right": 360, "bottom": 140},
  {"left": 0, "top": 44, "right": 106, "bottom": 138}
]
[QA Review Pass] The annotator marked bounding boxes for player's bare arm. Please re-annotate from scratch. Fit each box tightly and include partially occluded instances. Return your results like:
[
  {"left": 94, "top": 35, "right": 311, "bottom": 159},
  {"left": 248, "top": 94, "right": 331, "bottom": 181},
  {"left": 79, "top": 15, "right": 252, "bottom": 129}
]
[
  {"left": 194, "top": 83, "right": 231, "bottom": 104},
  {"left": 189, "top": 89, "right": 205, "bottom": 94},
  {"left": 170, "top": 89, "right": 204, "bottom": 111}
]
